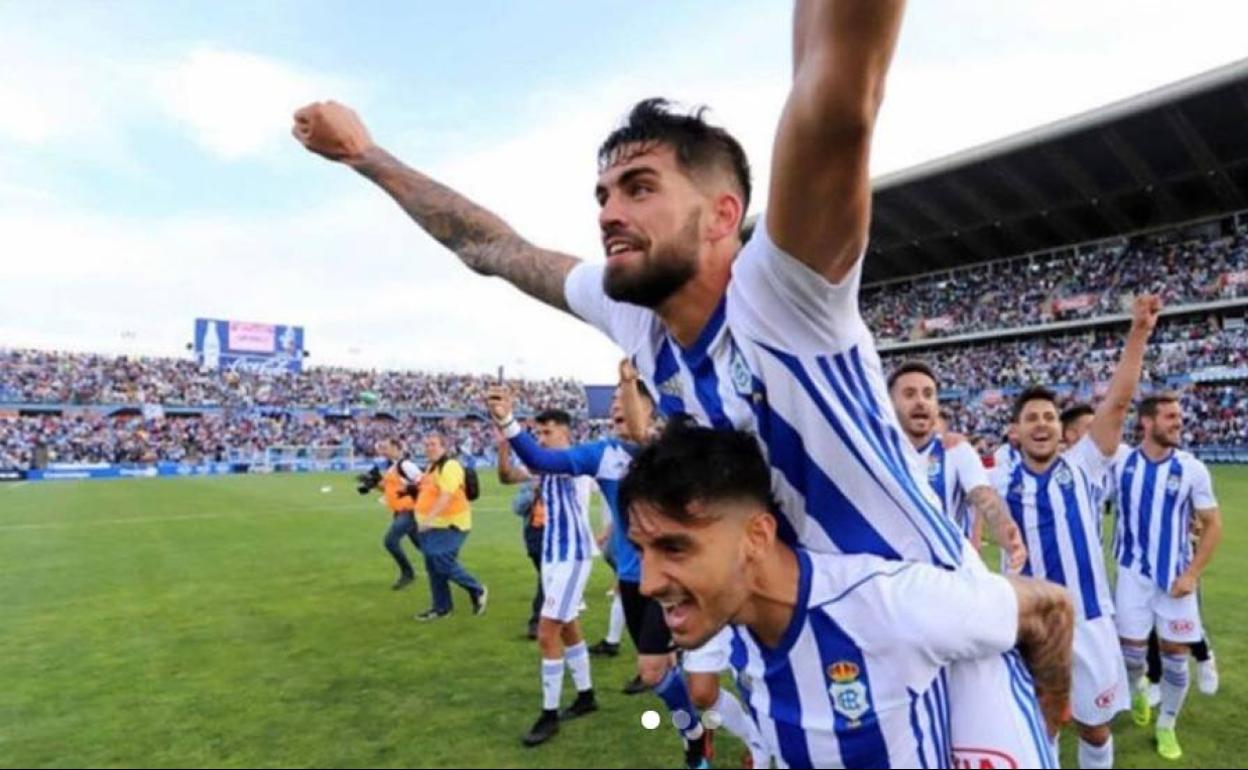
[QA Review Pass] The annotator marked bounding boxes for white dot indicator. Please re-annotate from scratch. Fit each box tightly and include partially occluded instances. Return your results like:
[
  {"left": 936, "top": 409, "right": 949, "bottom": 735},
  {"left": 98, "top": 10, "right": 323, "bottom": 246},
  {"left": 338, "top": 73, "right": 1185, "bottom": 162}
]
[
  {"left": 641, "top": 710, "right": 661, "bottom": 730},
  {"left": 672, "top": 710, "right": 692, "bottom": 731}
]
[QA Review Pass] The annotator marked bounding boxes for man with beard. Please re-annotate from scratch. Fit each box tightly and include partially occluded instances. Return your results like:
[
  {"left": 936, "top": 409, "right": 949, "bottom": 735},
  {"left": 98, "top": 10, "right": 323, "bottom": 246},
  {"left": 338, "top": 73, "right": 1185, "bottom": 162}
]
[
  {"left": 623, "top": 421, "right": 1074, "bottom": 769},
  {"left": 992, "top": 295, "right": 1161, "bottom": 770},
  {"left": 1109, "top": 393, "right": 1223, "bottom": 760},
  {"left": 887, "top": 361, "right": 1026, "bottom": 564},
  {"left": 293, "top": 2, "right": 1061, "bottom": 763}
]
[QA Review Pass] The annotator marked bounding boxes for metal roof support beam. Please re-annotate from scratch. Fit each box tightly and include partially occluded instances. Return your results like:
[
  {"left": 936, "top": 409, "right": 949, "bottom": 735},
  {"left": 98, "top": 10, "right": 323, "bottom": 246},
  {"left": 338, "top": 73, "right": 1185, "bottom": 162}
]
[
  {"left": 1042, "top": 146, "right": 1136, "bottom": 232},
  {"left": 993, "top": 162, "right": 1089, "bottom": 243},
  {"left": 1165, "top": 108, "right": 1248, "bottom": 209},
  {"left": 897, "top": 189, "right": 994, "bottom": 263},
  {"left": 1100, "top": 127, "right": 1185, "bottom": 219}
]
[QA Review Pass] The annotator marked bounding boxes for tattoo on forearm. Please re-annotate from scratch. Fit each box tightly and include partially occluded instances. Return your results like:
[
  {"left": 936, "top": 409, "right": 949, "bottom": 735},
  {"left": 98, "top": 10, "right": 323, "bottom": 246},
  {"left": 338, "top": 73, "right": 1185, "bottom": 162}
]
[{"left": 353, "top": 148, "right": 579, "bottom": 311}]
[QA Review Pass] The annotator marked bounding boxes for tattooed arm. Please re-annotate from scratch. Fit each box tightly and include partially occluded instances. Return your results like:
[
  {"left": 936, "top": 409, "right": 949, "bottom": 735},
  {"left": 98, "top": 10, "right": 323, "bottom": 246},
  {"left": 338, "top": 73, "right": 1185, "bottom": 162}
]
[
  {"left": 293, "top": 101, "right": 581, "bottom": 313},
  {"left": 968, "top": 485, "right": 1027, "bottom": 573}
]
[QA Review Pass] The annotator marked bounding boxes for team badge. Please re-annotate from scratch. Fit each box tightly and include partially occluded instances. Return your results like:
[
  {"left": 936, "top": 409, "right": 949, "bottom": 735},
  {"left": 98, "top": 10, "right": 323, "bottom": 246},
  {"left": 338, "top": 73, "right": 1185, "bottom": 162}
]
[
  {"left": 730, "top": 345, "right": 753, "bottom": 397},
  {"left": 1053, "top": 466, "right": 1074, "bottom": 487},
  {"left": 827, "top": 661, "right": 871, "bottom": 726},
  {"left": 927, "top": 456, "right": 942, "bottom": 480},
  {"left": 1166, "top": 476, "right": 1181, "bottom": 494},
  {"left": 657, "top": 375, "right": 684, "bottom": 400}
]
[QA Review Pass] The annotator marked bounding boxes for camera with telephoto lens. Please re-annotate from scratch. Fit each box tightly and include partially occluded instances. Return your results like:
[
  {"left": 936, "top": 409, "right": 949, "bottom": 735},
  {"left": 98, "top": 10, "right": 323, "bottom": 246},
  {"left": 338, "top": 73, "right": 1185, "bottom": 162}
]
[{"left": 356, "top": 465, "right": 383, "bottom": 495}]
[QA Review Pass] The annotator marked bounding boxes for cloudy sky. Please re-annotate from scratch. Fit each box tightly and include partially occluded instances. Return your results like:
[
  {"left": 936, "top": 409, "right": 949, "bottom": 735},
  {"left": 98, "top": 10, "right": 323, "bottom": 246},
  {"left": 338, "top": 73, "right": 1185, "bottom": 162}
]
[{"left": 2, "top": 0, "right": 1246, "bottom": 382}]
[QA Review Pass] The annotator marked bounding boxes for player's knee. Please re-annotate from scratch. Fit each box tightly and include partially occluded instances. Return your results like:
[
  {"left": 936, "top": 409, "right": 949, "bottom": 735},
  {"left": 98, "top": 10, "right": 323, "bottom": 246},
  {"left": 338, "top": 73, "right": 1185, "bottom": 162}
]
[
  {"left": 1078, "top": 722, "right": 1111, "bottom": 746},
  {"left": 687, "top": 674, "right": 719, "bottom": 710},
  {"left": 1159, "top": 640, "right": 1189, "bottom": 657},
  {"left": 638, "top": 658, "right": 669, "bottom": 688}
]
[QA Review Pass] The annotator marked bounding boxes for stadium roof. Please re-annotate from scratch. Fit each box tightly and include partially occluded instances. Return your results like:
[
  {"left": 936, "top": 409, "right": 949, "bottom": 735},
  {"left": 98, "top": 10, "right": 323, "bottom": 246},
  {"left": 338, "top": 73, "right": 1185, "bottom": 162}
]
[{"left": 863, "top": 57, "right": 1248, "bottom": 285}]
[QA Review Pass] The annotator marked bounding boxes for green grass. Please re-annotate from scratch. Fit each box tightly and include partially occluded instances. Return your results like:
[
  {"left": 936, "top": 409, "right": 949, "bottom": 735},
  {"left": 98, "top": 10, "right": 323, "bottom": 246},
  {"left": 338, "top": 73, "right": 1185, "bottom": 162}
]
[{"left": 1, "top": 470, "right": 1245, "bottom": 767}]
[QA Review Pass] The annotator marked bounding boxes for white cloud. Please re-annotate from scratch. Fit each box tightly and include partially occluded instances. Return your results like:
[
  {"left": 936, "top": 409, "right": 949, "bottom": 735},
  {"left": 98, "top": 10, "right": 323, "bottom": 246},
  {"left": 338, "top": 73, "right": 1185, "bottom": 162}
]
[{"left": 153, "top": 47, "right": 360, "bottom": 161}]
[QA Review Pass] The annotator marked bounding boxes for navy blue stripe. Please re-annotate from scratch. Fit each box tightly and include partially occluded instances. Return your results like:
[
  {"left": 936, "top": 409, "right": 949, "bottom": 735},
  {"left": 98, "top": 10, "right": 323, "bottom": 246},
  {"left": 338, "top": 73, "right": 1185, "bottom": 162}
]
[
  {"left": 1058, "top": 467, "right": 1103, "bottom": 622},
  {"left": 908, "top": 689, "right": 930, "bottom": 770},
  {"left": 1137, "top": 457, "right": 1159, "bottom": 579},
  {"left": 1004, "top": 651, "right": 1054, "bottom": 769},
  {"left": 1154, "top": 457, "right": 1183, "bottom": 591},
  {"left": 1006, "top": 464, "right": 1034, "bottom": 577},
  {"left": 1117, "top": 451, "right": 1138, "bottom": 569},
  {"left": 755, "top": 644, "right": 812, "bottom": 769},
  {"left": 933, "top": 673, "right": 951, "bottom": 769},
  {"left": 829, "top": 353, "right": 964, "bottom": 562},
  {"left": 680, "top": 298, "right": 727, "bottom": 364},
  {"left": 564, "top": 478, "right": 586, "bottom": 562},
  {"left": 556, "top": 477, "right": 571, "bottom": 562},
  {"left": 808, "top": 610, "right": 891, "bottom": 768},
  {"left": 927, "top": 441, "right": 949, "bottom": 517},
  {"left": 652, "top": 339, "right": 687, "bottom": 418},
  {"left": 542, "top": 476, "right": 555, "bottom": 563},
  {"left": 681, "top": 348, "right": 733, "bottom": 430},
  {"left": 1034, "top": 472, "right": 1068, "bottom": 587},
  {"left": 745, "top": 373, "right": 901, "bottom": 559},
  {"left": 922, "top": 689, "right": 940, "bottom": 768}
]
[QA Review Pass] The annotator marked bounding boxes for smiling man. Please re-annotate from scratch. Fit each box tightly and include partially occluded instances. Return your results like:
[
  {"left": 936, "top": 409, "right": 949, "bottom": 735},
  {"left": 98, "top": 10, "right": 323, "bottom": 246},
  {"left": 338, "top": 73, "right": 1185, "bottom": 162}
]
[{"left": 621, "top": 421, "right": 1074, "bottom": 769}]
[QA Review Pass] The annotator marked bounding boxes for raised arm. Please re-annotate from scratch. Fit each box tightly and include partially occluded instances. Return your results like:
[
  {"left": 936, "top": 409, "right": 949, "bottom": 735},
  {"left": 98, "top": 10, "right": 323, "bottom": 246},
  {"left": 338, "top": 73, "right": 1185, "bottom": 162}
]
[
  {"left": 1088, "top": 295, "right": 1161, "bottom": 456},
  {"left": 767, "top": 0, "right": 906, "bottom": 282},
  {"left": 292, "top": 101, "right": 580, "bottom": 312},
  {"left": 486, "top": 385, "right": 591, "bottom": 475},
  {"left": 496, "top": 435, "right": 531, "bottom": 485}
]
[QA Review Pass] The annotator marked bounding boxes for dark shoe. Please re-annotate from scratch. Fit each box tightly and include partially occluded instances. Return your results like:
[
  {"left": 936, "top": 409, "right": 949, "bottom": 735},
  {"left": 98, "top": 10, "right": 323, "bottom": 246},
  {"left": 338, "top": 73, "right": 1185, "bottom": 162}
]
[
  {"left": 685, "top": 734, "right": 709, "bottom": 769},
  {"left": 414, "top": 608, "right": 452, "bottom": 622},
  {"left": 471, "top": 586, "right": 489, "bottom": 616},
  {"left": 558, "top": 689, "right": 598, "bottom": 721},
  {"left": 391, "top": 574, "right": 414, "bottom": 591},
  {"left": 589, "top": 639, "right": 620, "bottom": 657},
  {"left": 522, "top": 709, "right": 559, "bottom": 747},
  {"left": 622, "top": 674, "right": 647, "bottom": 695},
  {"left": 527, "top": 623, "right": 539, "bottom": 640}
]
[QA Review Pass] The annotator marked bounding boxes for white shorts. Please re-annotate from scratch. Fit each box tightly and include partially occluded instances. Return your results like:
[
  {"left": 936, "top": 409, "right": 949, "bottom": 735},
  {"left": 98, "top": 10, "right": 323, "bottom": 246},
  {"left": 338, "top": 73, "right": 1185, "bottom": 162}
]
[
  {"left": 541, "top": 559, "right": 592, "bottom": 623},
  {"left": 1115, "top": 567, "right": 1204, "bottom": 643},
  {"left": 1072, "top": 616, "right": 1130, "bottom": 726},
  {"left": 945, "top": 554, "right": 1057, "bottom": 770},
  {"left": 682, "top": 627, "right": 732, "bottom": 674}
]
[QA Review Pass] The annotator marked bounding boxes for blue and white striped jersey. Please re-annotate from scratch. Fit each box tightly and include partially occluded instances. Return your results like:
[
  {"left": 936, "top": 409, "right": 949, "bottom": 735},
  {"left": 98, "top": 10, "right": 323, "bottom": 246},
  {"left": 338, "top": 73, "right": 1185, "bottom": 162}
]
[
  {"left": 726, "top": 549, "right": 1021, "bottom": 769},
  {"left": 536, "top": 473, "right": 595, "bottom": 564},
  {"left": 991, "top": 436, "right": 1115, "bottom": 622},
  {"left": 1109, "top": 447, "right": 1217, "bottom": 593},
  {"left": 508, "top": 430, "right": 639, "bottom": 579},
  {"left": 917, "top": 436, "right": 989, "bottom": 539},
  {"left": 565, "top": 221, "right": 966, "bottom": 569}
]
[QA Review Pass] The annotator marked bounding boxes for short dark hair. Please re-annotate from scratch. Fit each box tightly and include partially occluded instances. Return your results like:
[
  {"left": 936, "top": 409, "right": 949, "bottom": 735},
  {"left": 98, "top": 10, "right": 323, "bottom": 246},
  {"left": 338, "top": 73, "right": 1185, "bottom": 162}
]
[
  {"left": 888, "top": 361, "right": 939, "bottom": 391},
  {"left": 1059, "top": 403, "right": 1095, "bottom": 434},
  {"left": 619, "top": 419, "right": 775, "bottom": 525},
  {"left": 535, "top": 409, "right": 573, "bottom": 427},
  {"left": 599, "top": 98, "right": 752, "bottom": 217},
  {"left": 634, "top": 378, "right": 655, "bottom": 406},
  {"left": 1011, "top": 386, "right": 1058, "bottom": 423},
  {"left": 1139, "top": 393, "right": 1181, "bottom": 420}
]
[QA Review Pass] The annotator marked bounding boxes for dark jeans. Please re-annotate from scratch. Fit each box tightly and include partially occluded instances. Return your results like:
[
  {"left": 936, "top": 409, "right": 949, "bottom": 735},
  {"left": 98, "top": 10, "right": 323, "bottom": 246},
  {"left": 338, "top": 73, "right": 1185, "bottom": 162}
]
[
  {"left": 421, "top": 527, "right": 483, "bottom": 613},
  {"left": 384, "top": 512, "right": 421, "bottom": 578},
  {"left": 523, "top": 524, "right": 544, "bottom": 628}
]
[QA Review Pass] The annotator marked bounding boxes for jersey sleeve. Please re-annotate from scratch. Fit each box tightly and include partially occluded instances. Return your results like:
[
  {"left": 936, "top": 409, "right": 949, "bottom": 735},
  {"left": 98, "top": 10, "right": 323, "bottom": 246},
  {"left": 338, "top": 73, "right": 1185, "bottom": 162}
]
[
  {"left": 1067, "top": 434, "right": 1114, "bottom": 481},
  {"left": 951, "top": 442, "right": 990, "bottom": 494},
  {"left": 1189, "top": 459, "right": 1219, "bottom": 509},
  {"left": 564, "top": 261, "right": 656, "bottom": 353},
  {"left": 727, "top": 218, "right": 870, "bottom": 355},
  {"left": 508, "top": 431, "right": 604, "bottom": 477},
  {"left": 835, "top": 560, "right": 1019, "bottom": 666}
]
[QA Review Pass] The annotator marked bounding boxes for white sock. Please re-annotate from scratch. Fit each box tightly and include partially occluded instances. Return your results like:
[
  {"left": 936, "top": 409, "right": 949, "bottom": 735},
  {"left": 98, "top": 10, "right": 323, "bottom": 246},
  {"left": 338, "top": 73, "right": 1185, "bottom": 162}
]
[
  {"left": 1158, "top": 653, "right": 1190, "bottom": 730},
  {"left": 606, "top": 593, "right": 625, "bottom": 645},
  {"left": 1049, "top": 733, "right": 1061, "bottom": 765},
  {"left": 713, "top": 690, "right": 769, "bottom": 766},
  {"left": 1078, "top": 736, "right": 1113, "bottom": 770},
  {"left": 1122, "top": 644, "right": 1147, "bottom": 691},
  {"left": 542, "top": 658, "right": 564, "bottom": 711},
  {"left": 565, "top": 642, "right": 593, "bottom": 693}
]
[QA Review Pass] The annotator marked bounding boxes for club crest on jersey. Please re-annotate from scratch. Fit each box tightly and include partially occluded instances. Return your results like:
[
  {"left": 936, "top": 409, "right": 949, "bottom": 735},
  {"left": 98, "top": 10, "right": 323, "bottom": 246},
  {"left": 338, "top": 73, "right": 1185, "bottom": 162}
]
[
  {"left": 657, "top": 375, "right": 683, "bottom": 400},
  {"left": 1053, "top": 466, "right": 1074, "bottom": 487},
  {"left": 729, "top": 345, "right": 754, "bottom": 397},
  {"left": 927, "top": 457, "right": 942, "bottom": 480},
  {"left": 827, "top": 661, "right": 871, "bottom": 726},
  {"left": 1165, "top": 476, "right": 1181, "bottom": 494}
]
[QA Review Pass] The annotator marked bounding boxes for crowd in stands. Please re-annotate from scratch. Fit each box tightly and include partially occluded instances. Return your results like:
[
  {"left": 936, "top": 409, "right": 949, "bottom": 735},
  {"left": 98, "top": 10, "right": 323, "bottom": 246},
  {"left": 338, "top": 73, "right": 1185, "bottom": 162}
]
[
  {"left": 863, "top": 221, "right": 1248, "bottom": 341},
  {"left": 880, "top": 313, "right": 1248, "bottom": 392},
  {"left": 0, "top": 410, "right": 611, "bottom": 470},
  {"left": 942, "top": 383, "right": 1248, "bottom": 454},
  {"left": 0, "top": 350, "right": 585, "bottom": 414}
]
